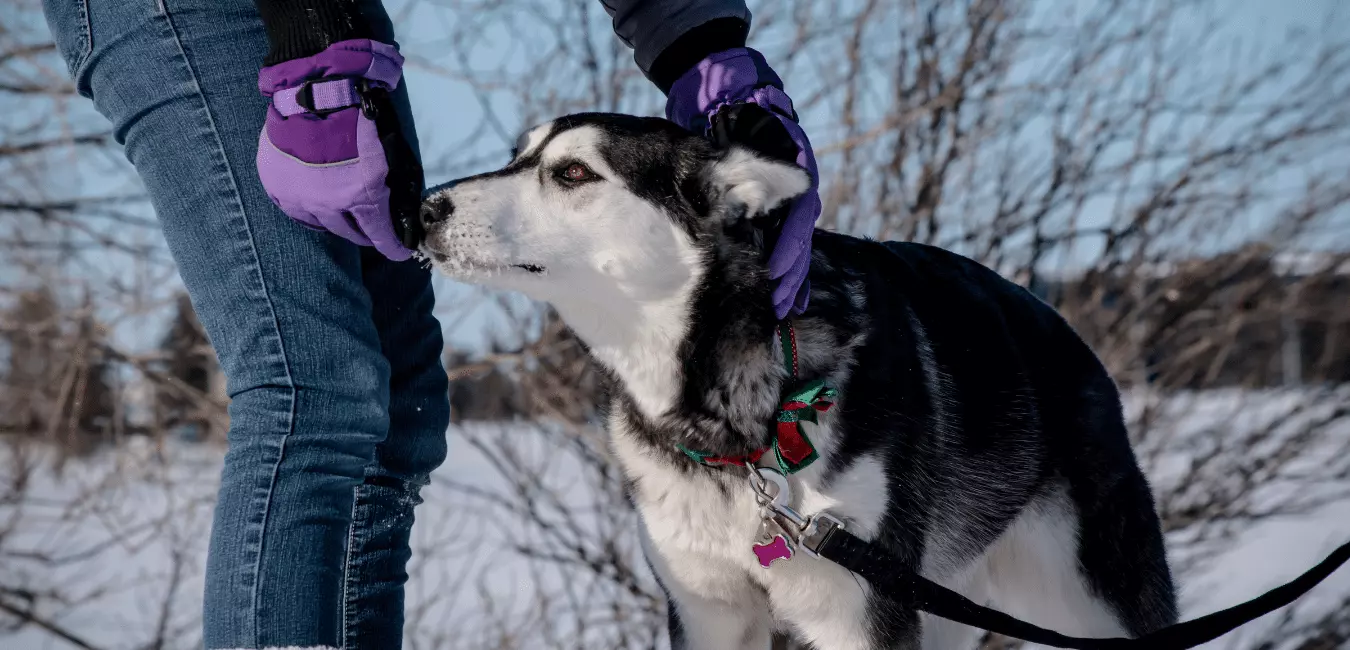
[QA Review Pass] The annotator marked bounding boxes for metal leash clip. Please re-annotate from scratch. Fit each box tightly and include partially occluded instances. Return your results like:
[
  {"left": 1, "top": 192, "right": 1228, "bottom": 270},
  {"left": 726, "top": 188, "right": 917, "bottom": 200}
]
[
  {"left": 797, "top": 511, "right": 844, "bottom": 558},
  {"left": 749, "top": 466, "right": 807, "bottom": 529},
  {"left": 746, "top": 466, "right": 846, "bottom": 564}
]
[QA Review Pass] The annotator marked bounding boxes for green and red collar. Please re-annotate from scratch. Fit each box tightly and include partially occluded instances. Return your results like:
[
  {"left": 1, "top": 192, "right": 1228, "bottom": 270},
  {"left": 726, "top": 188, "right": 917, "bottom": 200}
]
[{"left": 677, "top": 322, "right": 836, "bottom": 475}]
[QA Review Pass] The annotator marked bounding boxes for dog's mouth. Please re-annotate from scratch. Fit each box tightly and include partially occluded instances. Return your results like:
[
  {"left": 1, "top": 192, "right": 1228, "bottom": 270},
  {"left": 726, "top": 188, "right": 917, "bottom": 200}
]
[{"left": 420, "top": 247, "right": 547, "bottom": 277}]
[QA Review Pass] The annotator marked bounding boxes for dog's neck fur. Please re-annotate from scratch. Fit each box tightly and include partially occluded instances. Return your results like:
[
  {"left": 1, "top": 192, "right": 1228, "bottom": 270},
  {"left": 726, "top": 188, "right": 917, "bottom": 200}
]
[
  {"left": 551, "top": 271, "right": 703, "bottom": 422},
  {"left": 556, "top": 221, "right": 816, "bottom": 463}
]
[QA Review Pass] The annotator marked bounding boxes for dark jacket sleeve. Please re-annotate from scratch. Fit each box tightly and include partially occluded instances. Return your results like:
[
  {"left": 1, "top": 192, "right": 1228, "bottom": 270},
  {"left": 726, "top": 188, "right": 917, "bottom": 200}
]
[
  {"left": 253, "top": 0, "right": 379, "bottom": 66},
  {"left": 252, "top": 0, "right": 750, "bottom": 92},
  {"left": 599, "top": 1, "right": 752, "bottom": 93}
]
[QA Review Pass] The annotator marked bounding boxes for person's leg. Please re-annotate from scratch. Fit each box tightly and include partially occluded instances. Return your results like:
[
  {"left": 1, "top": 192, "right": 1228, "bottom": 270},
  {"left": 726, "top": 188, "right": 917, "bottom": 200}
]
[
  {"left": 345, "top": 246, "right": 450, "bottom": 634},
  {"left": 40, "top": 0, "right": 449, "bottom": 647},
  {"left": 326, "top": 4, "right": 454, "bottom": 639}
]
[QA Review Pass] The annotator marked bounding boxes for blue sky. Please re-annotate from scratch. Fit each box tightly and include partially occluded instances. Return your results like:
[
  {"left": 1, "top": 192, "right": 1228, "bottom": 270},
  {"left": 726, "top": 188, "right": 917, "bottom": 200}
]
[
  {"left": 14, "top": 0, "right": 1347, "bottom": 355},
  {"left": 391, "top": 0, "right": 1347, "bottom": 349},
  {"left": 399, "top": 0, "right": 1343, "bottom": 166}
]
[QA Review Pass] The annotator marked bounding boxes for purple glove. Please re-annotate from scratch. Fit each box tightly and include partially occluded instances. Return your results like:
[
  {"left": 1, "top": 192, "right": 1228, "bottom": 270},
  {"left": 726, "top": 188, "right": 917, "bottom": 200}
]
[
  {"left": 666, "top": 47, "right": 821, "bottom": 320},
  {"left": 257, "top": 39, "right": 423, "bottom": 261}
]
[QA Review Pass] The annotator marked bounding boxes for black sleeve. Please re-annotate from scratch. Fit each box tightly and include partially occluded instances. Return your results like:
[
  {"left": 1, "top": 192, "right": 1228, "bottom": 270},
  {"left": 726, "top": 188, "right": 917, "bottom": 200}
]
[
  {"left": 255, "top": 0, "right": 747, "bottom": 93},
  {"left": 647, "top": 17, "right": 750, "bottom": 94},
  {"left": 599, "top": 1, "right": 751, "bottom": 93},
  {"left": 254, "top": 0, "right": 375, "bottom": 66}
]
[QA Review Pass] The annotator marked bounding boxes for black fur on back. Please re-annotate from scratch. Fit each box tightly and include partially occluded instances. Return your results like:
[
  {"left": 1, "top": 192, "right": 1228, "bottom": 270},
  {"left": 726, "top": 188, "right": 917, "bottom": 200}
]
[{"left": 551, "top": 114, "right": 1179, "bottom": 639}]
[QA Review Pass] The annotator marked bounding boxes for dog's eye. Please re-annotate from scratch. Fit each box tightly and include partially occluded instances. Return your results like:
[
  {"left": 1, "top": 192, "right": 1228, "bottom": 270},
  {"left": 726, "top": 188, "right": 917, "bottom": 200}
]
[{"left": 559, "top": 162, "right": 597, "bottom": 183}]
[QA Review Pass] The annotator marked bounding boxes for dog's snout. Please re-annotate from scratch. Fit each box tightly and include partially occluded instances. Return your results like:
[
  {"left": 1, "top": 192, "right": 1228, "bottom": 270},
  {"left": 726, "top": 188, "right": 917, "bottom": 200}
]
[{"left": 421, "top": 194, "right": 454, "bottom": 227}]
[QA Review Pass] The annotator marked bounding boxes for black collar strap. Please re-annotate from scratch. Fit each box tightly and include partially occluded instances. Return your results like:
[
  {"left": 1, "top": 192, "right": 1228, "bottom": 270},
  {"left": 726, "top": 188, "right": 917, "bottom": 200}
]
[{"left": 807, "top": 521, "right": 1350, "bottom": 649}]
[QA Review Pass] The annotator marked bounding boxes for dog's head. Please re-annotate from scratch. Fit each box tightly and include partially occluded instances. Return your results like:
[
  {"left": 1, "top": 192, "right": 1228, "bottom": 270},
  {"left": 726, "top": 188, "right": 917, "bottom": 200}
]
[{"left": 418, "top": 113, "right": 810, "bottom": 315}]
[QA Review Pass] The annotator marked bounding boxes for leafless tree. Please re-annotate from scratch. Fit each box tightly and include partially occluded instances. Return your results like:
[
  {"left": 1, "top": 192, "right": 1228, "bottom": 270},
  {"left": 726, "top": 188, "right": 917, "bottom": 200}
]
[
  {"left": 3, "top": 0, "right": 1349, "bottom": 648},
  {"left": 409, "top": 0, "right": 1350, "bottom": 647}
]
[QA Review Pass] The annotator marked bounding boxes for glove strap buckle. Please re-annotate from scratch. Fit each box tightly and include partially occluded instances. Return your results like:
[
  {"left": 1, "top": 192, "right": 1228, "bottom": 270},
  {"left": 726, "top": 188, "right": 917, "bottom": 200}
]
[{"left": 275, "top": 78, "right": 362, "bottom": 118}]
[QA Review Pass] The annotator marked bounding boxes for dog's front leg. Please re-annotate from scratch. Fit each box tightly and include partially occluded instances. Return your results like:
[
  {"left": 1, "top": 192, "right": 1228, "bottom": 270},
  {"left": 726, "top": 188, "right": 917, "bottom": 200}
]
[
  {"left": 785, "top": 597, "right": 921, "bottom": 650},
  {"left": 766, "top": 559, "right": 923, "bottom": 650},
  {"left": 665, "top": 587, "right": 774, "bottom": 650},
  {"left": 645, "top": 536, "right": 772, "bottom": 649}
]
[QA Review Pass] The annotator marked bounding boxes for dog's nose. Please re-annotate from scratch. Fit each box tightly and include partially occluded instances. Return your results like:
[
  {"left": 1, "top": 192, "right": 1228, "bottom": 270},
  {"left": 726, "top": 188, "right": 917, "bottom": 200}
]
[{"left": 421, "top": 194, "right": 454, "bottom": 228}]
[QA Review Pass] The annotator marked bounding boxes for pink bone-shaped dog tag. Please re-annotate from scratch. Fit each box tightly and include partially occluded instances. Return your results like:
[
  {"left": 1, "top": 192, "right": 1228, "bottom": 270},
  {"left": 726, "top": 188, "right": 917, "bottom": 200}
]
[{"left": 752, "top": 535, "right": 794, "bottom": 567}]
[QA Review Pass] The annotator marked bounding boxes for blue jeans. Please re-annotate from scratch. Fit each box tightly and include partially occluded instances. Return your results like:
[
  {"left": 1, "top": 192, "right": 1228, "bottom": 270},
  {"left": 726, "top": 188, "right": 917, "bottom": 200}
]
[{"left": 41, "top": 0, "right": 451, "bottom": 647}]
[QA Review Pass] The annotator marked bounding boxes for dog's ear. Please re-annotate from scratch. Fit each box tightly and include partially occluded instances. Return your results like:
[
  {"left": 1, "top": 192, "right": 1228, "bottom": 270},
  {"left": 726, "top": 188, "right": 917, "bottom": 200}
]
[{"left": 706, "top": 146, "right": 811, "bottom": 219}]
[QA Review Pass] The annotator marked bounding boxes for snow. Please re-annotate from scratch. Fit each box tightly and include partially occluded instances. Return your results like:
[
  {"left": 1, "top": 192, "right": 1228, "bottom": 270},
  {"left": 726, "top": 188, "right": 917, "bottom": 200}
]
[
  {"left": 1179, "top": 500, "right": 1350, "bottom": 650},
  {"left": 2, "top": 390, "right": 1348, "bottom": 649},
  {"left": 1138, "top": 390, "right": 1350, "bottom": 649}
]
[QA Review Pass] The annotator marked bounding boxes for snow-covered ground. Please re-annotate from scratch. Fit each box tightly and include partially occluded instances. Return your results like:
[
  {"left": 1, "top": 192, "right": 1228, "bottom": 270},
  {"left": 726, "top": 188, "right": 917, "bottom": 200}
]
[{"left": 2, "top": 389, "right": 1348, "bottom": 649}]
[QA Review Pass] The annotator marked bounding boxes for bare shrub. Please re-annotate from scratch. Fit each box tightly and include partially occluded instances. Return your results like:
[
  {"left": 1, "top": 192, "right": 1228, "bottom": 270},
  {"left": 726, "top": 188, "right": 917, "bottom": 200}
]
[{"left": 2, "top": 0, "right": 1348, "bottom": 647}]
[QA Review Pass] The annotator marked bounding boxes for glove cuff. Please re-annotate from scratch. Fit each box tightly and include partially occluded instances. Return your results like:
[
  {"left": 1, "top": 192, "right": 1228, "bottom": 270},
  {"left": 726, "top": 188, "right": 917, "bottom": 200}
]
[
  {"left": 665, "top": 47, "right": 792, "bottom": 135},
  {"left": 259, "top": 39, "right": 404, "bottom": 98}
]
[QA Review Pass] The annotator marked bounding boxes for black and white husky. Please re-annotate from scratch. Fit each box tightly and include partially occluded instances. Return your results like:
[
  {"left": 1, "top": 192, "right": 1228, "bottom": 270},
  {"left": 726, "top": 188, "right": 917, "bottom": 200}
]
[{"left": 418, "top": 113, "right": 1178, "bottom": 649}]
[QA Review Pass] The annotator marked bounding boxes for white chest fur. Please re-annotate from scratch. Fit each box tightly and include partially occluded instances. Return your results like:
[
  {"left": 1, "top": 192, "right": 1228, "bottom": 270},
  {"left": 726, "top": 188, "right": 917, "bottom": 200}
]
[{"left": 610, "top": 414, "right": 892, "bottom": 649}]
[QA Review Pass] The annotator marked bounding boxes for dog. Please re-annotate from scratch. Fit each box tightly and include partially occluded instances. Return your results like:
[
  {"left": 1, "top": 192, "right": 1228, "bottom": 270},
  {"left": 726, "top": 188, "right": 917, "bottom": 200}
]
[{"left": 418, "top": 113, "right": 1178, "bottom": 649}]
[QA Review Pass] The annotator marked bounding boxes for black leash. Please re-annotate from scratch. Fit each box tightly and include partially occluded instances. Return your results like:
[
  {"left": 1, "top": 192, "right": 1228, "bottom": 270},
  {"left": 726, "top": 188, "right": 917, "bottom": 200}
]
[
  {"left": 728, "top": 321, "right": 1350, "bottom": 647},
  {"left": 809, "top": 523, "right": 1350, "bottom": 649}
]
